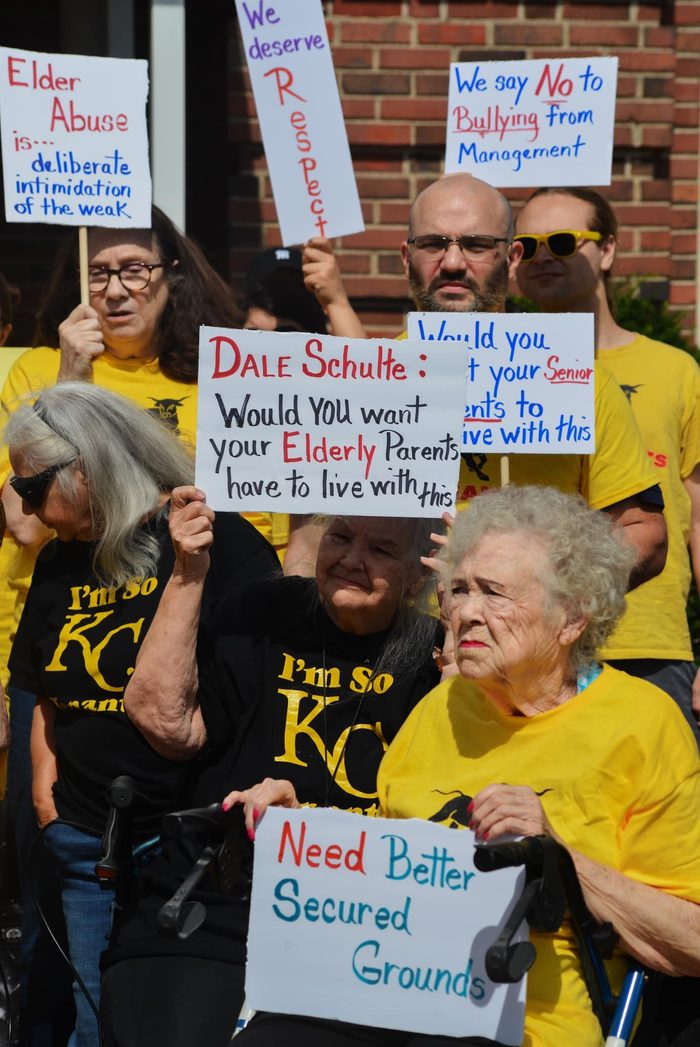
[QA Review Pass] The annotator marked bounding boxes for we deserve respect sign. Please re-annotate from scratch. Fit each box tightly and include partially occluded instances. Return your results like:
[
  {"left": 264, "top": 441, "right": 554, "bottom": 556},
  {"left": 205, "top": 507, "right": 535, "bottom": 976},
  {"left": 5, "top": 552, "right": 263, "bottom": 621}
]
[{"left": 235, "top": 0, "right": 363, "bottom": 243}]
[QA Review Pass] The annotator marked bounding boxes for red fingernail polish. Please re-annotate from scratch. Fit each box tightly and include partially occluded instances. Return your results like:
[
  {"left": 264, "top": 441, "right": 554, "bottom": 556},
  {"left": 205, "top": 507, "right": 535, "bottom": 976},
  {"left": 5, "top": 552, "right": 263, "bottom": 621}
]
[
  {"left": 467, "top": 801, "right": 474, "bottom": 813},
  {"left": 252, "top": 807, "right": 260, "bottom": 822},
  {"left": 222, "top": 800, "right": 230, "bottom": 811},
  {"left": 247, "top": 826, "right": 255, "bottom": 841}
]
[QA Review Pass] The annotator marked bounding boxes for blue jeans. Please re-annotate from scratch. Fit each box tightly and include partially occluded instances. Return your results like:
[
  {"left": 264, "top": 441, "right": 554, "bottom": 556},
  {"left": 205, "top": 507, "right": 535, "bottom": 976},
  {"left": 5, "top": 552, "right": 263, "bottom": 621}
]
[
  {"left": 42, "top": 821, "right": 114, "bottom": 1047},
  {"left": 6, "top": 686, "right": 74, "bottom": 1046}
]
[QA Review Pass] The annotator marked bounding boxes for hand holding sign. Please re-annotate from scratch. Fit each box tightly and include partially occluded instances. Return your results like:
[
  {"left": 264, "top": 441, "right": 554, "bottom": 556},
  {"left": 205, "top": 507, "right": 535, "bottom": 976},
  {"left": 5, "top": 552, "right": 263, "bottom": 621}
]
[
  {"left": 168, "top": 485, "right": 214, "bottom": 579},
  {"left": 302, "top": 237, "right": 366, "bottom": 338},
  {"left": 302, "top": 237, "right": 346, "bottom": 308},
  {"left": 57, "top": 303, "right": 105, "bottom": 381}
]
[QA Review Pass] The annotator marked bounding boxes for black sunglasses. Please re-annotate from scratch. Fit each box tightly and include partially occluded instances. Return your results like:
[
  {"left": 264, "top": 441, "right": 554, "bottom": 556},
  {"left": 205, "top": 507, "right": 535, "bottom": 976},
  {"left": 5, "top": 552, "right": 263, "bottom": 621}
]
[{"left": 10, "top": 458, "right": 78, "bottom": 509}]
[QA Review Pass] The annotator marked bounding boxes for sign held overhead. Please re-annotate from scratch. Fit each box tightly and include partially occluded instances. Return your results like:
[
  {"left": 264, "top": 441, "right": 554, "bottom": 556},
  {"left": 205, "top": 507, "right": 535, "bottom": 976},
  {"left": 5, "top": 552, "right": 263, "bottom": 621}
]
[{"left": 0, "top": 47, "right": 151, "bottom": 226}]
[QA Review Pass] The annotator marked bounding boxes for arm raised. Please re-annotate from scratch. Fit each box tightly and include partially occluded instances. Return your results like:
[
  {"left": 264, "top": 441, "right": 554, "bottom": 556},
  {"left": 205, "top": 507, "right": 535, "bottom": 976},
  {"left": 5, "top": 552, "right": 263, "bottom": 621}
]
[
  {"left": 123, "top": 486, "right": 213, "bottom": 760},
  {"left": 302, "top": 237, "right": 367, "bottom": 338}
]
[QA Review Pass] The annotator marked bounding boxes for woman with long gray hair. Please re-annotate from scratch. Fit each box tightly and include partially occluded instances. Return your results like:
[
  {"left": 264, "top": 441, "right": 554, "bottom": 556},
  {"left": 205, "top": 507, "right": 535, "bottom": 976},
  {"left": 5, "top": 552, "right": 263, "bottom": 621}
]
[{"left": 4, "top": 383, "right": 278, "bottom": 1047}]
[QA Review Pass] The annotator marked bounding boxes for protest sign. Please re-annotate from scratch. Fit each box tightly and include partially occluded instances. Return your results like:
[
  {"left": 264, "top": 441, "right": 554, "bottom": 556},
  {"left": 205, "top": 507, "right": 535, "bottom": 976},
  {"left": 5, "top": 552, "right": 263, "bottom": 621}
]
[
  {"left": 196, "top": 327, "right": 467, "bottom": 515},
  {"left": 234, "top": 0, "right": 364, "bottom": 244},
  {"left": 0, "top": 46, "right": 151, "bottom": 226},
  {"left": 246, "top": 807, "right": 527, "bottom": 1043},
  {"left": 445, "top": 57, "right": 617, "bottom": 187},
  {"left": 407, "top": 313, "right": 595, "bottom": 455}
]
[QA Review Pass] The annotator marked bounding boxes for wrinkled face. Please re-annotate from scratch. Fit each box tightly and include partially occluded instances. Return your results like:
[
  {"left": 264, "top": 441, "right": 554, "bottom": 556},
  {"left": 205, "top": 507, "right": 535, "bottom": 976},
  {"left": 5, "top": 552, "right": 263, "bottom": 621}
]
[
  {"left": 400, "top": 180, "right": 521, "bottom": 313},
  {"left": 449, "top": 531, "right": 571, "bottom": 705},
  {"left": 87, "top": 228, "right": 170, "bottom": 359},
  {"left": 515, "top": 194, "right": 615, "bottom": 310},
  {"left": 316, "top": 516, "right": 421, "bottom": 634},
  {"left": 10, "top": 451, "right": 94, "bottom": 542}
]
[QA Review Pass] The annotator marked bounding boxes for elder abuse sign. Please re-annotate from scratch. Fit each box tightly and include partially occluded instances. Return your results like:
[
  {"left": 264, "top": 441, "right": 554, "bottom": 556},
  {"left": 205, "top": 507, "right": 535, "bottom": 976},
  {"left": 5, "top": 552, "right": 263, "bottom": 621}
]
[
  {"left": 246, "top": 808, "right": 527, "bottom": 1043},
  {"left": 0, "top": 47, "right": 151, "bottom": 226},
  {"left": 196, "top": 328, "right": 467, "bottom": 516}
]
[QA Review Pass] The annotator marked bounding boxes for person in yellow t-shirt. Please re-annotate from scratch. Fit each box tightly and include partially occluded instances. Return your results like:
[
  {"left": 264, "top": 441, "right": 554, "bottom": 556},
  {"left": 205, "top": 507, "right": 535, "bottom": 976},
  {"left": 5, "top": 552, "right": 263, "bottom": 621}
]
[
  {"left": 379, "top": 485, "right": 700, "bottom": 1047},
  {"left": 516, "top": 187, "right": 700, "bottom": 742},
  {"left": 0, "top": 208, "right": 275, "bottom": 1046},
  {"left": 400, "top": 174, "right": 667, "bottom": 598}
]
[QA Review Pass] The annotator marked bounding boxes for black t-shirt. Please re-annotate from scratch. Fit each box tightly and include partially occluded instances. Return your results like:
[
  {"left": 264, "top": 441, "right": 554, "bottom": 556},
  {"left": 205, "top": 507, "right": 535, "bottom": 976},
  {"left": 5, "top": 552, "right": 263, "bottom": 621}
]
[
  {"left": 9, "top": 510, "right": 279, "bottom": 839},
  {"left": 106, "top": 576, "right": 440, "bottom": 965}
]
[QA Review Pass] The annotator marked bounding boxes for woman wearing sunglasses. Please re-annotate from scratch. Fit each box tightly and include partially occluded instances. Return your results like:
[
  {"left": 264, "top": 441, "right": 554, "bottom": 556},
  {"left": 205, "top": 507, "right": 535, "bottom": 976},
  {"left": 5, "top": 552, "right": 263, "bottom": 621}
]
[
  {"left": 3, "top": 383, "right": 278, "bottom": 1047},
  {"left": 0, "top": 208, "right": 255, "bottom": 1046}
]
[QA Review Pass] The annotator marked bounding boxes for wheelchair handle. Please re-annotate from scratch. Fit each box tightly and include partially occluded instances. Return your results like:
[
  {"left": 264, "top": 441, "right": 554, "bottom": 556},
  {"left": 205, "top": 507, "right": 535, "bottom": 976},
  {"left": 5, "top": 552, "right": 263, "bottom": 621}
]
[{"left": 474, "top": 836, "right": 546, "bottom": 873}]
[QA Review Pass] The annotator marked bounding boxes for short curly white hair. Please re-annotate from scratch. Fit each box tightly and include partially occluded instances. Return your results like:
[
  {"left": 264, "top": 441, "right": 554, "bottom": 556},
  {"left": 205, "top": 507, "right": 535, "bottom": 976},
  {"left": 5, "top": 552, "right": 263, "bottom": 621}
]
[{"left": 440, "top": 485, "right": 636, "bottom": 670}]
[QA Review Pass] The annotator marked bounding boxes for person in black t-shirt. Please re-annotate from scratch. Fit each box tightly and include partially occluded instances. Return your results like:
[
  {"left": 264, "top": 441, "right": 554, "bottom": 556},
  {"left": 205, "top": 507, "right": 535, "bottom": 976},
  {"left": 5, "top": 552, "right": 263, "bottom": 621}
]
[
  {"left": 100, "top": 492, "right": 442, "bottom": 1047},
  {"left": 4, "top": 384, "right": 278, "bottom": 1047}
]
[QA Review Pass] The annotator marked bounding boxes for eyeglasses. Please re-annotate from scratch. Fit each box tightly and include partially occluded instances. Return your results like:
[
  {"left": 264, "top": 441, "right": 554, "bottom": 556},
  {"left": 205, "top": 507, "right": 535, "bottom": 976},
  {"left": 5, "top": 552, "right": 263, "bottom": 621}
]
[
  {"left": 85, "top": 262, "right": 168, "bottom": 293},
  {"left": 407, "top": 235, "right": 511, "bottom": 258},
  {"left": 514, "top": 230, "right": 603, "bottom": 262},
  {"left": 10, "top": 459, "right": 78, "bottom": 509}
]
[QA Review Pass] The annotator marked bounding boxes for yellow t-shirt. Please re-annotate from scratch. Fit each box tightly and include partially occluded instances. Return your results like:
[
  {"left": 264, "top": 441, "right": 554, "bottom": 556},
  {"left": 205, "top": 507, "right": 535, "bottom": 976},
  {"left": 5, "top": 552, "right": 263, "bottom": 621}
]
[
  {"left": 597, "top": 336, "right": 700, "bottom": 661},
  {"left": 378, "top": 665, "right": 700, "bottom": 1047},
  {"left": 0, "top": 346, "right": 289, "bottom": 686},
  {"left": 0, "top": 346, "right": 29, "bottom": 389}
]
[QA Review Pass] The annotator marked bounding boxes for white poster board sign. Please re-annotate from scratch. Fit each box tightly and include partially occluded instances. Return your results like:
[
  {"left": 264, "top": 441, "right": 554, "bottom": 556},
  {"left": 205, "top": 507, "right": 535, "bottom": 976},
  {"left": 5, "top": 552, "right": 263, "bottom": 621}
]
[
  {"left": 196, "top": 328, "right": 467, "bottom": 515},
  {"left": 234, "top": 0, "right": 364, "bottom": 244},
  {"left": 0, "top": 47, "right": 151, "bottom": 226},
  {"left": 246, "top": 808, "right": 527, "bottom": 1043},
  {"left": 445, "top": 57, "right": 617, "bottom": 187},
  {"left": 407, "top": 313, "right": 595, "bottom": 454}
]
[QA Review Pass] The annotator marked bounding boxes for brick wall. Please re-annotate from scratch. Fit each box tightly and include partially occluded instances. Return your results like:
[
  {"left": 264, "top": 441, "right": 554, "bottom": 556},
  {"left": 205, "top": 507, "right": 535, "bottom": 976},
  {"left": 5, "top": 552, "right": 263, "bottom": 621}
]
[{"left": 227, "top": 0, "right": 700, "bottom": 339}]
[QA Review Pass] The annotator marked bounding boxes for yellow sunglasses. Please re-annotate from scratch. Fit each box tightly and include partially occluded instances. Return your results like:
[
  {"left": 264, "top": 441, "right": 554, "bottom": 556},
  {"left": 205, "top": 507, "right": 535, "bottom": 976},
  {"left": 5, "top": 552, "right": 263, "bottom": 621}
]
[{"left": 514, "top": 229, "right": 603, "bottom": 262}]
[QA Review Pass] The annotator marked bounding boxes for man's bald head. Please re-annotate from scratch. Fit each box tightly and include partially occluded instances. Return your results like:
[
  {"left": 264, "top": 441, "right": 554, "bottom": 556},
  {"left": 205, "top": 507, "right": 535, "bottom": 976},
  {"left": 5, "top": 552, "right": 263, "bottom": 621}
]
[
  {"left": 408, "top": 174, "right": 514, "bottom": 241},
  {"left": 401, "top": 174, "right": 520, "bottom": 313}
]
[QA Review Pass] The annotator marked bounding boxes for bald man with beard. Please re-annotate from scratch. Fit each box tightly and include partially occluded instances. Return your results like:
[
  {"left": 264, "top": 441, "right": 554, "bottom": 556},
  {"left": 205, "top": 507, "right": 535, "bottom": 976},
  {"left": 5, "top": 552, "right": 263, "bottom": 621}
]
[
  {"left": 399, "top": 173, "right": 666, "bottom": 593},
  {"left": 400, "top": 174, "right": 517, "bottom": 313}
]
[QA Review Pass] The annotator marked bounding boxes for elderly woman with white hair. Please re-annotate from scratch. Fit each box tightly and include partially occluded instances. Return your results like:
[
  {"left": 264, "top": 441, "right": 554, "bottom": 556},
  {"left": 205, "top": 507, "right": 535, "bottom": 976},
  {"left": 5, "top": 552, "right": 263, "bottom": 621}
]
[
  {"left": 370, "top": 485, "right": 700, "bottom": 1047},
  {"left": 3, "top": 383, "right": 278, "bottom": 1047}
]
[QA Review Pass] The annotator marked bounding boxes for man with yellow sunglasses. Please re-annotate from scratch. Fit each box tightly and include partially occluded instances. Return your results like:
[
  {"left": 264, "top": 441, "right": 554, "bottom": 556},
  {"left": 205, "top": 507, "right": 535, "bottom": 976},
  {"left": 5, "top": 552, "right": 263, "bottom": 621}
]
[{"left": 516, "top": 186, "right": 700, "bottom": 742}]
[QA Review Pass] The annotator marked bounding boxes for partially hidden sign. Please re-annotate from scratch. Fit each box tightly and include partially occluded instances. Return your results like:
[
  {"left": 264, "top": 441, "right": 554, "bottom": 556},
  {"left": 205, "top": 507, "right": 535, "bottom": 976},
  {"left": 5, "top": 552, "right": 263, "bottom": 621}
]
[
  {"left": 246, "top": 807, "right": 527, "bottom": 1043},
  {"left": 445, "top": 57, "right": 618, "bottom": 187},
  {"left": 234, "top": 0, "right": 364, "bottom": 244},
  {"left": 0, "top": 47, "right": 151, "bottom": 226},
  {"left": 196, "top": 328, "right": 467, "bottom": 516},
  {"left": 407, "top": 313, "right": 595, "bottom": 455}
]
